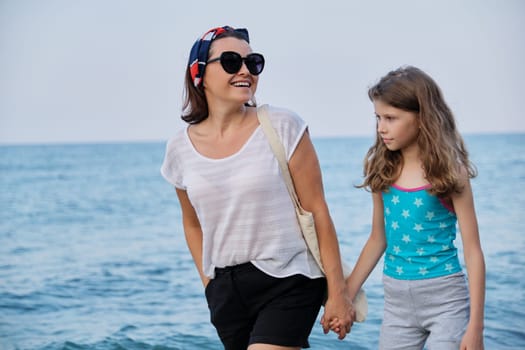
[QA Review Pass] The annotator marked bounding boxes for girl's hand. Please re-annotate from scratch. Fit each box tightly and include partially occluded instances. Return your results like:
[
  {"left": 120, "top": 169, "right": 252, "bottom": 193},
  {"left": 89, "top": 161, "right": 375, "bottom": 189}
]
[
  {"left": 320, "top": 298, "right": 355, "bottom": 340},
  {"left": 321, "top": 316, "right": 349, "bottom": 339},
  {"left": 460, "top": 324, "right": 484, "bottom": 350}
]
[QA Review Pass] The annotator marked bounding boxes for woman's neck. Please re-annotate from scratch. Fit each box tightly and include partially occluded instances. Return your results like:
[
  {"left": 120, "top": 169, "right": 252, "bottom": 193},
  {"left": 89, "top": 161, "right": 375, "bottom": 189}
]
[{"left": 202, "top": 104, "right": 249, "bottom": 136}]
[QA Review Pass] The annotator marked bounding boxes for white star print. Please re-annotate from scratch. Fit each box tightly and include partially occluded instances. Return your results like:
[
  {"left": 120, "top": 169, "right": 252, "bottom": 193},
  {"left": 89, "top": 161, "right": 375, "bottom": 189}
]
[{"left": 379, "top": 189, "right": 461, "bottom": 280}]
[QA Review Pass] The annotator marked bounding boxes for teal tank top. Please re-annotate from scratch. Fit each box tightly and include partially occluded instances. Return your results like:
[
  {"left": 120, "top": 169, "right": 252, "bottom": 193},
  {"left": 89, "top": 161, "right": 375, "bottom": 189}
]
[{"left": 382, "top": 184, "right": 462, "bottom": 280}]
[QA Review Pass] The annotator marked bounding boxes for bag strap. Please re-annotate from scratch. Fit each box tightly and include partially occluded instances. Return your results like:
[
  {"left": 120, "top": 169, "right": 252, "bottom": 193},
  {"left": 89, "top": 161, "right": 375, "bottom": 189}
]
[
  {"left": 256, "top": 105, "right": 304, "bottom": 212},
  {"left": 257, "top": 105, "right": 369, "bottom": 322}
]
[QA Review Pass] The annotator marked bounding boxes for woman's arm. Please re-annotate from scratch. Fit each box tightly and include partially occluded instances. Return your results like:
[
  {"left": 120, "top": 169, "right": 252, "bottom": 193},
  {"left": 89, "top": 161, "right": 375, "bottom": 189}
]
[
  {"left": 289, "top": 130, "right": 352, "bottom": 339},
  {"left": 176, "top": 188, "right": 209, "bottom": 287},
  {"left": 345, "top": 192, "right": 387, "bottom": 301},
  {"left": 451, "top": 176, "right": 485, "bottom": 349}
]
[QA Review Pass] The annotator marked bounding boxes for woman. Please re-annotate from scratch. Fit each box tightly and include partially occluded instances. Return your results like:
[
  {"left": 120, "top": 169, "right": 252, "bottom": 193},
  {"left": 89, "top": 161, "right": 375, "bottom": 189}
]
[{"left": 161, "top": 25, "right": 353, "bottom": 349}]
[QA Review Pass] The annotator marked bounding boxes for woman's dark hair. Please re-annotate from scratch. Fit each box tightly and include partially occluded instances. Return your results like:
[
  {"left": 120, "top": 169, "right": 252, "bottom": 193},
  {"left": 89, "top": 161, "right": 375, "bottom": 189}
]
[{"left": 181, "top": 30, "right": 250, "bottom": 124}]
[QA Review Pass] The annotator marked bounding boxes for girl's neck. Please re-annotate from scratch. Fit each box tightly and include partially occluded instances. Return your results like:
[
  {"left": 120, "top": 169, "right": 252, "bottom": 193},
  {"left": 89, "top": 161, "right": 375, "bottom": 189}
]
[
  {"left": 396, "top": 146, "right": 429, "bottom": 188},
  {"left": 400, "top": 141, "right": 420, "bottom": 163}
]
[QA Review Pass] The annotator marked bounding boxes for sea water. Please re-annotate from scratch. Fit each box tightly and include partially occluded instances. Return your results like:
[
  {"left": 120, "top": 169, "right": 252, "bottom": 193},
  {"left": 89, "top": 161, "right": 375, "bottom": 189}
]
[{"left": 1, "top": 134, "right": 524, "bottom": 349}]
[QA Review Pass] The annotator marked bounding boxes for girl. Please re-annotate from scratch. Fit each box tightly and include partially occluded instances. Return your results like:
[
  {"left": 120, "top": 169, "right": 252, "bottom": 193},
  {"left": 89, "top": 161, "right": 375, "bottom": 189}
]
[
  {"left": 161, "top": 26, "right": 353, "bottom": 349},
  {"left": 336, "top": 66, "right": 485, "bottom": 349}
]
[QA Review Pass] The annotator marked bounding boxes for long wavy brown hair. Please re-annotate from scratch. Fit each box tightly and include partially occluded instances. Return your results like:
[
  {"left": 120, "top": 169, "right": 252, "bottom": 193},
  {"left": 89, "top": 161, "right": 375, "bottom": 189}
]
[
  {"left": 359, "top": 66, "right": 477, "bottom": 197},
  {"left": 181, "top": 30, "right": 255, "bottom": 124}
]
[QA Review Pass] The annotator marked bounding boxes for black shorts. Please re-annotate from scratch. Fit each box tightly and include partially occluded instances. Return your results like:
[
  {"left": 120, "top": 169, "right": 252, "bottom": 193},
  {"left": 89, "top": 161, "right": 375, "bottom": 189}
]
[{"left": 205, "top": 262, "right": 326, "bottom": 350}]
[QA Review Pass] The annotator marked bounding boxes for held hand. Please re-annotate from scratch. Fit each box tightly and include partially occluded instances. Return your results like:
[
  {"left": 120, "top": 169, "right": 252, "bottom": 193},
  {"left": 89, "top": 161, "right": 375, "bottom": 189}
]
[
  {"left": 320, "top": 293, "right": 355, "bottom": 340},
  {"left": 321, "top": 314, "right": 354, "bottom": 339},
  {"left": 321, "top": 316, "right": 342, "bottom": 335}
]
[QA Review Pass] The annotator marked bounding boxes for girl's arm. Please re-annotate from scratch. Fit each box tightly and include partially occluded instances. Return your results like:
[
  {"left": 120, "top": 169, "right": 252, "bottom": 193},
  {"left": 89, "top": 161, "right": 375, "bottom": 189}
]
[
  {"left": 451, "top": 175, "right": 485, "bottom": 349},
  {"left": 327, "top": 192, "right": 386, "bottom": 334},
  {"left": 176, "top": 188, "right": 210, "bottom": 288},
  {"left": 289, "top": 130, "right": 352, "bottom": 340},
  {"left": 346, "top": 192, "right": 387, "bottom": 301}
]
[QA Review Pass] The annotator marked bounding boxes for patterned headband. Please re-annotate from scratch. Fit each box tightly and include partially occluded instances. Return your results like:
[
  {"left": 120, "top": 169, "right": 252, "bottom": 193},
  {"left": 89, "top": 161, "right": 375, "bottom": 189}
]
[{"left": 188, "top": 26, "right": 249, "bottom": 88}]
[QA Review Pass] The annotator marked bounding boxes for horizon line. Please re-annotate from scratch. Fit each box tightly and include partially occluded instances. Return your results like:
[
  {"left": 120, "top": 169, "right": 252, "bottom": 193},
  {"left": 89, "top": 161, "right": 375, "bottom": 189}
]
[{"left": 1, "top": 131, "right": 523, "bottom": 147}]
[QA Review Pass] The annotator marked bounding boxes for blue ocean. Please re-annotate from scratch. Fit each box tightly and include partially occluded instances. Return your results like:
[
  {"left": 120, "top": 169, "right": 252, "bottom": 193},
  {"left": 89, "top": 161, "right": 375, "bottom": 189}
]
[{"left": 1, "top": 134, "right": 524, "bottom": 350}]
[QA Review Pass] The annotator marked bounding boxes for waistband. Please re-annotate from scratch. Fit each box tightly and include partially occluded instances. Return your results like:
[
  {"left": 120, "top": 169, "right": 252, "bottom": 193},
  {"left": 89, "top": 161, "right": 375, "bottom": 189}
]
[{"left": 214, "top": 262, "right": 255, "bottom": 276}]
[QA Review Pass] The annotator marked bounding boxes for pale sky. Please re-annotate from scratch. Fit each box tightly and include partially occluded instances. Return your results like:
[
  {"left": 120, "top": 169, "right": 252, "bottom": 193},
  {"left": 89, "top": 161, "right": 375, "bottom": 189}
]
[{"left": 1, "top": 0, "right": 524, "bottom": 144}]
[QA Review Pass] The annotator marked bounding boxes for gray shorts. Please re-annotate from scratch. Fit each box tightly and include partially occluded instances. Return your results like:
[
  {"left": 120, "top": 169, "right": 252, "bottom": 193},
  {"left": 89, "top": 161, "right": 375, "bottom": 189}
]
[{"left": 380, "top": 272, "right": 469, "bottom": 350}]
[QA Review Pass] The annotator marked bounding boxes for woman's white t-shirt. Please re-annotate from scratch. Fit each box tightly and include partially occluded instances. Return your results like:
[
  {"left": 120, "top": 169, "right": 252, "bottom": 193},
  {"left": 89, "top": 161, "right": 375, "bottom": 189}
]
[{"left": 161, "top": 105, "right": 323, "bottom": 279}]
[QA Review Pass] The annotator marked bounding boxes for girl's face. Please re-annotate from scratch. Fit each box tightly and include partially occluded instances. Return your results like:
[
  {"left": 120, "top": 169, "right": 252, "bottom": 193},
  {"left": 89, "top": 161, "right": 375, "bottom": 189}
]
[
  {"left": 203, "top": 37, "right": 258, "bottom": 106},
  {"left": 373, "top": 99, "right": 420, "bottom": 153}
]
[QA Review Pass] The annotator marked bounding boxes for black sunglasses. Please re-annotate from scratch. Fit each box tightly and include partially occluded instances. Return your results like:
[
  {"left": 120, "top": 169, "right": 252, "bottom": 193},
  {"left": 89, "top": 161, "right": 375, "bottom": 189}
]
[{"left": 207, "top": 51, "right": 265, "bottom": 76}]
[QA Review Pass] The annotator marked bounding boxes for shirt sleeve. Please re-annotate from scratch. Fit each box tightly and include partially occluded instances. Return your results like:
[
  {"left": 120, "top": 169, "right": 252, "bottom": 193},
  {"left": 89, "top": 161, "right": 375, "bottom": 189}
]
[
  {"left": 160, "top": 134, "right": 185, "bottom": 189},
  {"left": 266, "top": 105, "right": 308, "bottom": 161}
]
